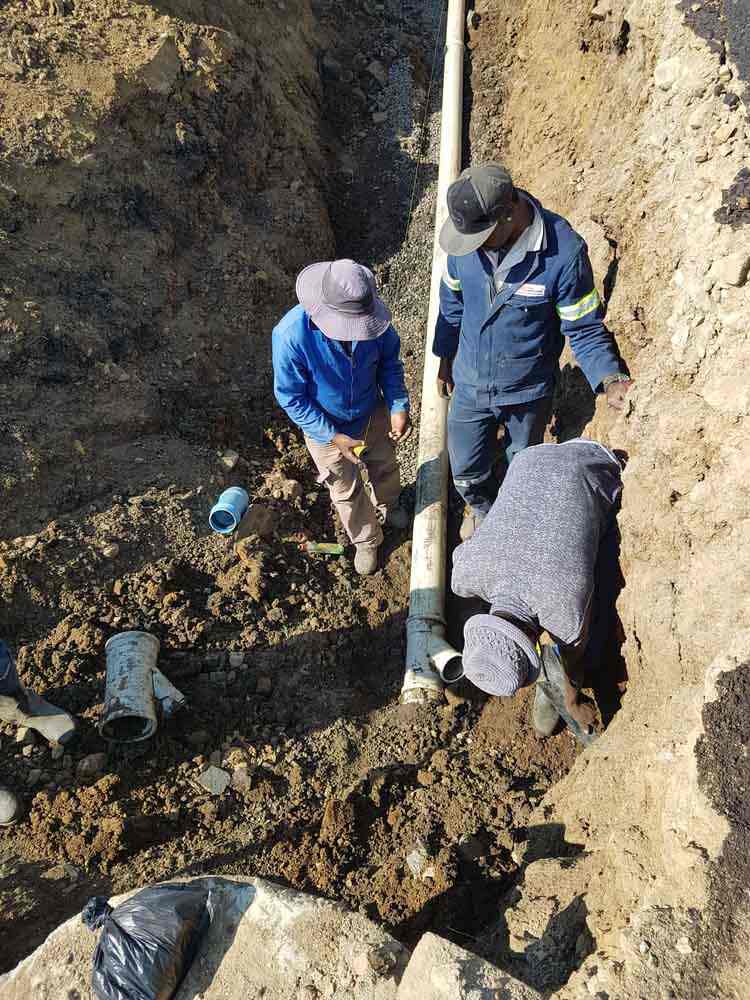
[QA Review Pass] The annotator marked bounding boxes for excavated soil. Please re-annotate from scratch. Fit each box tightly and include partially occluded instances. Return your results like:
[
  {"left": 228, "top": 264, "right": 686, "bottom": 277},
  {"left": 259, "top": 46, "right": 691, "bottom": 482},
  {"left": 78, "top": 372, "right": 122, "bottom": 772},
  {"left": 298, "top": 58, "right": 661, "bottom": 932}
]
[{"left": 0, "top": 0, "right": 584, "bottom": 973}]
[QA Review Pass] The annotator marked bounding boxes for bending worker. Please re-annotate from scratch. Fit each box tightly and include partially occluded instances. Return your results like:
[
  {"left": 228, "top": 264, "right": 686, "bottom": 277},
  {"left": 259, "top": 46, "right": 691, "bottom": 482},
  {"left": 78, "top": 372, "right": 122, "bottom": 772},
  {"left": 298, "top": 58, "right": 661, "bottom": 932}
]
[
  {"left": 434, "top": 162, "right": 632, "bottom": 540},
  {"left": 451, "top": 438, "right": 623, "bottom": 736},
  {"left": 273, "top": 259, "right": 411, "bottom": 576}
]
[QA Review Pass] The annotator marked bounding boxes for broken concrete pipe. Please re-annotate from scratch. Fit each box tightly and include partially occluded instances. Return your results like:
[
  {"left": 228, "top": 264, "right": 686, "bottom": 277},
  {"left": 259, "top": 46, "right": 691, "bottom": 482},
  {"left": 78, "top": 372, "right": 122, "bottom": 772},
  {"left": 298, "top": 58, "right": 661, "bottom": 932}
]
[
  {"left": 209, "top": 487, "right": 250, "bottom": 534},
  {"left": 100, "top": 631, "right": 185, "bottom": 743}
]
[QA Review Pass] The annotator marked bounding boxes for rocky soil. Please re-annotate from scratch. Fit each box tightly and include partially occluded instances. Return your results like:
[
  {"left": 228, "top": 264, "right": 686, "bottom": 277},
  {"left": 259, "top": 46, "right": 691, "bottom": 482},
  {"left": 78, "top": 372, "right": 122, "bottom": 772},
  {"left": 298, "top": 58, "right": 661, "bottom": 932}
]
[{"left": 0, "top": 0, "right": 580, "bottom": 977}]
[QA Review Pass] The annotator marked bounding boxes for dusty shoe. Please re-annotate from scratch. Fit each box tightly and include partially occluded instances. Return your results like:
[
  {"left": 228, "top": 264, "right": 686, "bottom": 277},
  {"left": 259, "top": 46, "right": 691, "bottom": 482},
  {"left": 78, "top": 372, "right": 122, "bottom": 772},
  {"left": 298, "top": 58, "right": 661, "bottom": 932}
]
[
  {"left": 384, "top": 506, "right": 409, "bottom": 530},
  {"left": 0, "top": 689, "right": 77, "bottom": 746},
  {"left": 532, "top": 684, "right": 560, "bottom": 738},
  {"left": 0, "top": 785, "right": 21, "bottom": 826},
  {"left": 459, "top": 511, "right": 485, "bottom": 542},
  {"left": 354, "top": 544, "right": 379, "bottom": 576}
]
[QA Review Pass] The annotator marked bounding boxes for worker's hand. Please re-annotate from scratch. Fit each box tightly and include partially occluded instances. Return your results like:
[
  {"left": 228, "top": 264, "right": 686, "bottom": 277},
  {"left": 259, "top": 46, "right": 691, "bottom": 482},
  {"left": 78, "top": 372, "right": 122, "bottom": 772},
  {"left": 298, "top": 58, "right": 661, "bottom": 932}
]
[
  {"left": 605, "top": 378, "right": 633, "bottom": 411},
  {"left": 389, "top": 411, "right": 412, "bottom": 444},
  {"left": 331, "top": 433, "right": 365, "bottom": 465},
  {"left": 437, "top": 358, "right": 454, "bottom": 398},
  {"left": 564, "top": 690, "right": 598, "bottom": 733}
]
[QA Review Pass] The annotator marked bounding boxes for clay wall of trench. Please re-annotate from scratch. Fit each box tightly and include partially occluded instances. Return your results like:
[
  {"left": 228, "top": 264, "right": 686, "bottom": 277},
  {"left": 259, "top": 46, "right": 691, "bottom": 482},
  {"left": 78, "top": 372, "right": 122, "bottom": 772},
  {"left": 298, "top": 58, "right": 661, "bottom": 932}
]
[{"left": 467, "top": 0, "right": 750, "bottom": 995}]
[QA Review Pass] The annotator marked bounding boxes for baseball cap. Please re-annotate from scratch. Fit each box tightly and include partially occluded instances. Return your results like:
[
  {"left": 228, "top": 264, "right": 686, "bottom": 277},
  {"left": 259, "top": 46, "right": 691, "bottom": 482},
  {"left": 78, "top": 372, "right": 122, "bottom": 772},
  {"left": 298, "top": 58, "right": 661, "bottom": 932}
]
[{"left": 439, "top": 163, "right": 515, "bottom": 256}]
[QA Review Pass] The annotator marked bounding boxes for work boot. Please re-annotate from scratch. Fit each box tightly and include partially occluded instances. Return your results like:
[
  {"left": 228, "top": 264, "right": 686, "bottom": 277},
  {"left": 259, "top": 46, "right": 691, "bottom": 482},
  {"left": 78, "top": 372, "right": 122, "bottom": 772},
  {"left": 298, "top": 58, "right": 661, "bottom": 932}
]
[
  {"left": 459, "top": 510, "right": 485, "bottom": 542},
  {"left": 532, "top": 684, "right": 560, "bottom": 738},
  {"left": 384, "top": 506, "right": 409, "bottom": 530},
  {"left": 0, "top": 785, "right": 21, "bottom": 826},
  {"left": 354, "top": 544, "right": 379, "bottom": 576},
  {"left": 0, "top": 688, "right": 77, "bottom": 746}
]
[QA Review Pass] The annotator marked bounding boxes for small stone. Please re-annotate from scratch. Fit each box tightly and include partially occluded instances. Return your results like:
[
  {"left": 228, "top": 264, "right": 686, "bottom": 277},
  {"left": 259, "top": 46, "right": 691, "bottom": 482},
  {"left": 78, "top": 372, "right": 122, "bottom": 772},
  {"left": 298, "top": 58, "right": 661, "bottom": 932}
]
[
  {"left": 711, "top": 251, "right": 750, "bottom": 288},
  {"left": 694, "top": 148, "right": 710, "bottom": 163},
  {"left": 102, "top": 543, "right": 120, "bottom": 559},
  {"left": 231, "top": 765, "right": 253, "bottom": 791},
  {"left": 675, "top": 935, "right": 693, "bottom": 955},
  {"left": 16, "top": 727, "right": 36, "bottom": 746},
  {"left": 714, "top": 122, "right": 737, "bottom": 145},
  {"left": 406, "top": 841, "right": 430, "bottom": 876},
  {"left": 654, "top": 57, "right": 680, "bottom": 91},
  {"left": 366, "top": 59, "right": 388, "bottom": 87},
  {"left": 198, "top": 765, "right": 230, "bottom": 795},
  {"left": 229, "top": 651, "right": 244, "bottom": 668},
  {"left": 256, "top": 675, "right": 273, "bottom": 696},
  {"left": 77, "top": 753, "right": 107, "bottom": 780},
  {"left": 639, "top": 939, "right": 651, "bottom": 954},
  {"left": 718, "top": 65, "right": 733, "bottom": 82},
  {"left": 219, "top": 450, "right": 240, "bottom": 471},
  {"left": 367, "top": 944, "right": 398, "bottom": 976}
]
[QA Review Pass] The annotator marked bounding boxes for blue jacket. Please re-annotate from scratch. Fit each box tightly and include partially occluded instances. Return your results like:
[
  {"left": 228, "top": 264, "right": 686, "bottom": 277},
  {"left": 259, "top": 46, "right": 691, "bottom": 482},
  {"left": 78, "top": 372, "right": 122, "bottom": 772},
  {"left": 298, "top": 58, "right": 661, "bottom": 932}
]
[
  {"left": 432, "top": 192, "right": 622, "bottom": 406},
  {"left": 272, "top": 305, "right": 409, "bottom": 444}
]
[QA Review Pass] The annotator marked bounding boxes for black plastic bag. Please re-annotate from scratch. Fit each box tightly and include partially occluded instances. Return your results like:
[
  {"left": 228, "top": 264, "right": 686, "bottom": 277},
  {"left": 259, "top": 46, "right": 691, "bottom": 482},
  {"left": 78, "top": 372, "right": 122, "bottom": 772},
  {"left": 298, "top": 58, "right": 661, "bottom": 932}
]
[{"left": 83, "top": 882, "right": 214, "bottom": 1000}]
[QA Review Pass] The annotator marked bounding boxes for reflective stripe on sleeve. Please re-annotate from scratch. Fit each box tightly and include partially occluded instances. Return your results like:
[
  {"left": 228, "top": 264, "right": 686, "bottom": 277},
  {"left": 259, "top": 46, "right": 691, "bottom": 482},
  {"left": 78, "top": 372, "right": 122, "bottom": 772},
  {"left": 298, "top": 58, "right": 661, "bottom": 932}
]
[
  {"left": 556, "top": 288, "right": 600, "bottom": 321},
  {"left": 442, "top": 269, "right": 462, "bottom": 293}
]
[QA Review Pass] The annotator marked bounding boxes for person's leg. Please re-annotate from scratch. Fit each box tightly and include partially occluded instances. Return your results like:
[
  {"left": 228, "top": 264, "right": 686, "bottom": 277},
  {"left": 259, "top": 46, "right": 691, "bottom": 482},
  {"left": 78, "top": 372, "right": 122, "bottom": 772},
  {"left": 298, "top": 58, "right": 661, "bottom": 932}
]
[
  {"left": 361, "top": 405, "right": 402, "bottom": 519},
  {"left": 447, "top": 389, "right": 500, "bottom": 517},
  {"left": 501, "top": 395, "right": 553, "bottom": 470},
  {"left": 305, "top": 436, "right": 382, "bottom": 549}
]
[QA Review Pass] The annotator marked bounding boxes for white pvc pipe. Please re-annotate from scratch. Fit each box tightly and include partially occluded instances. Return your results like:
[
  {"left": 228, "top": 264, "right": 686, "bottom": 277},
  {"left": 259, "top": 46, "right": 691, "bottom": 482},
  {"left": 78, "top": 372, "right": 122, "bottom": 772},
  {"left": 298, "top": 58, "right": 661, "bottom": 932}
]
[{"left": 401, "top": 0, "right": 466, "bottom": 703}]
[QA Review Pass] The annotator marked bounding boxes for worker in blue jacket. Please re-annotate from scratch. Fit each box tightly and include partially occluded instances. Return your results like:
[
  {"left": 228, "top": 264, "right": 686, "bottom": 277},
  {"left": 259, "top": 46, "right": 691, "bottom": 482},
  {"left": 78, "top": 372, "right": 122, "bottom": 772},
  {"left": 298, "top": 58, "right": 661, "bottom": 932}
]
[
  {"left": 273, "top": 259, "right": 411, "bottom": 575},
  {"left": 433, "top": 162, "right": 632, "bottom": 540}
]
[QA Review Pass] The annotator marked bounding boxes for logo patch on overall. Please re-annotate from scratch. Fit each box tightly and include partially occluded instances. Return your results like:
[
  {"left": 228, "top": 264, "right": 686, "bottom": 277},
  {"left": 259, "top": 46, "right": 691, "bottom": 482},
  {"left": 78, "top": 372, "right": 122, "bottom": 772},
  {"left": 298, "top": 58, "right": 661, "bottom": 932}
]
[{"left": 516, "top": 282, "right": 546, "bottom": 298}]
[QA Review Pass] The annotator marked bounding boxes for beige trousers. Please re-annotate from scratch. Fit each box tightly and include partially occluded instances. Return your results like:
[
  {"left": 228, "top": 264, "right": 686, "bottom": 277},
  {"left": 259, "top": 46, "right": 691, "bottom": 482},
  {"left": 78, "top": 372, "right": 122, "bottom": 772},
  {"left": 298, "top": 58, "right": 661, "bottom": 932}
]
[{"left": 305, "top": 405, "right": 401, "bottom": 548}]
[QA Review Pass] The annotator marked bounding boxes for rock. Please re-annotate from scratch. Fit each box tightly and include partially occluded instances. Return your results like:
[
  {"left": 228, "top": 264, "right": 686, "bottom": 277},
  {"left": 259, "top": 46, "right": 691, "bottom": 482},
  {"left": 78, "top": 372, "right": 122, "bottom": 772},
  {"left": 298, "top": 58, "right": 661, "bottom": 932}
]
[
  {"left": 366, "top": 59, "right": 388, "bottom": 87},
  {"left": 15, "top": 727, "right": 36, "bottom": 746},
  {"left": 231, "top": 766, "right": 253, "bottom": 792},
  {"left": 219, "top": 450, "right": 240, "bottom": 470},
  {"left": 139, "top": 36, "right": 182, "bottom": 96},
  {"left": 229, "top": 651, "right": 244, "bottom": 668},
  {"left": 397, "top": 931, "right": 540, "bottom": 998},
  {"left": 718, "top": 65, "right": 732, "bottom": 82},
  {"left": 406, "top": 841, "right": 430, "bottom": 877},
  {"left": 76, "top": 753, "right": 107, "bottom": 780},
  {"left": 279, "top": 479, "right": 303, "bottom": 501},
  {"left": 675, "top": 935, "right": 692, "bottom": 955},
  {"left": 235, "top": 504, "right": 277, "bottom": 545},
  {"left": 654, "top": 57, "right": 680, "bottom": 91},
  {"left": 714, "top": 123, "right": 737, "bottom": 145},
  {"left": 102, "top": 543, "right": 120, "bottom": 559},
  {"left": 320, "top": 52, "right": 342, "bottom": 80},
  {"left": 694, "top": 148, "right": 710, "bottom": 163},
  {"left": 198, "top": 765, "right": 231, "bottom": 795},
  {"left": 710, "top": 251, "right": 750, "bottom": 288},
  {"left": 186, "top": 730, "right": 209, "bottom": 748},
  {"left": 256, "top": 675, "right": 273, "bottom": 696}
]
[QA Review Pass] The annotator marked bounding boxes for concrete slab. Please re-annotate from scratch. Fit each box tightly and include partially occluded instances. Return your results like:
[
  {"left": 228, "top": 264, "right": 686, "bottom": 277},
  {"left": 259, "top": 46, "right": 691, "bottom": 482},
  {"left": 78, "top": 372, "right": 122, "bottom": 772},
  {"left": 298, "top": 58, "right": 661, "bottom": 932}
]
[
  {"left": 396, "top": 932, "right": 541, "bottom": 1000},
  {"left": 0, "top": 877, "right": 409, "bottom": 1000}
]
